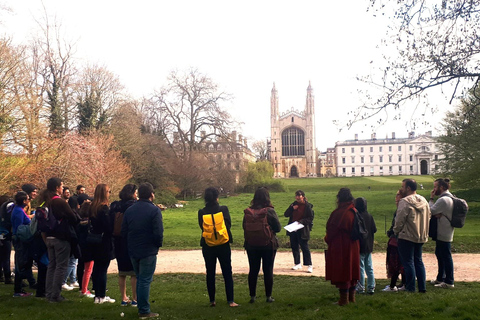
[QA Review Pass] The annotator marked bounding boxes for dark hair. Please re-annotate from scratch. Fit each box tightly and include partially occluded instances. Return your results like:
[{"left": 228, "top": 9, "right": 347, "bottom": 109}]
[
  {"left": 63, "top": 187, "right": 70, "bottom": 193},
  {"left": 90, "top": 184, "right": 110, "bottom": 218},
  {"left": 250, "top": 187, "right": 273, "bottom": 209},
  {"left": 76, "top": 185, "right": 85, "bottom": 191},
  {"left": 337, "top": 187, "right": 354, "bottom": 204},
  {"left": 295, "top": 190, "right": 307, "bottom": 201},
  {"left": 79, "top": 202, "right": 91, "bottom": 218},
  {"left": 204, "top": 187, "right": 219, "bottom": 206},
  {"left": 354, "top": 197, "right": 367, "bottom": 212},
  {"left": 435, "top": 178, "right": 450, "bottom": 190},
  {"left": 47, "top": 177, "right": 62, "bottom": 192},
  {"left": 119, "top": 184, "right": 137, "bottom": 201},
  {"left": 403, "top": 178, "right": 417, "bottom": 192},
  {"left": 14, "top": 191, "right": 28, "bottom": 206},
  {"left": 138, "top": 183, "right": 154, "bottom": 200},
  {"left": 68, "top": 197, "right": 79, "bottom": 210},
  {"left": 0, "top": 194, "right": 9, "bottom": 207},
  {"left": 21, "top": 183, "right": 37, "bottom": 195}
]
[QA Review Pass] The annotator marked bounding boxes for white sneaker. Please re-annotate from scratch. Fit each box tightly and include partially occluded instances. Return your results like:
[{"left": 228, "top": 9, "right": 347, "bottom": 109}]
[
  {"left": 397, "top": 285, "right": 406, "bottom": 291},
  {"left": 94, "top": 297, "right": 104, "bottom": 304},
  {"left": 62, "top": 284, "right": 74, "bottom": 291},
  {"left": 291, "top": 264, "right": 302, "bottom": 270},
  {"left": 430, "top": 279, "right": 442, "bottom": 285},
  {"left": 104, "top": 296, "right": 116, "bottom": 303},
  {"left": 434, "top": 282, "right": 454, "bottom": 289},
  {"left": 81, "top": 291, "right": 95, "bottom": 298},
  {"left": 70, "top": 281, "right": 80, "bottom": 288},
  {"left": 307, "top": 265, "right": 313, "bottom": 273},
  {"left": 382, "top": 286, "right": 398, "bottom": 292}
]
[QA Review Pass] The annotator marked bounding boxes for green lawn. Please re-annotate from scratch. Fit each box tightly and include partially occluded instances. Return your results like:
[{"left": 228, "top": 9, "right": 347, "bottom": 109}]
[
  {"left": 1, "top": 274, "right": 479, "bottom": 319},
  {"left": 163, "top": 176, "right": 480, "bottom": 253}
]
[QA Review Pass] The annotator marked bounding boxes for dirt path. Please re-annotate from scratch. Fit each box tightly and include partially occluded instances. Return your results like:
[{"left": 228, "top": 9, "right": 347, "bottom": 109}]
[{"left": 107, "top": 250, "right": 480, "bottom": 282}]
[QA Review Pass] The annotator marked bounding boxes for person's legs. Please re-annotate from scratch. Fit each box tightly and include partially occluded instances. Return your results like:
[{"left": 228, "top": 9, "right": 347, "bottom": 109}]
[
  {"left": 0, "top": 240, "right": 12, "bottom": 282},
  {"left": 261, "top": 249, "right": 276, "bottom": 298},
  {"left": 45, "top": 239, "right": 56, "bottom": 300},
  {"left": 35, "top": 260, "right": 48, "bottom": 297},
  {"left": 290, "top": 233, "right": 301, "bottom": 265},
  {"left": 365, "top": 253, "right": 375, "bottom": 292},
  {"left": 130, "top": 275, "right": 137, "bottom": 301},
  {"left": 119, "top": 275, "right": 128, "bottom": 301},
  {"left": 132, "top": 255, "right": 157, "bottom": 315},
  {"left": 299, "top": 238, "right": 312, "bottom": 266},
  {"left": 69, "top": 257, "right": 78, "bottom": 284},
  {"left": 397, "top": 239, "right": 416, "bottom": 292},
  {"left": 246, "top": 249, "right": 262, "bottom": 298},
  {"left": 92, "top": 259, "right": 110, "bottom": 298},
  {"left": 50, "top": 239, "right": 71, "bottom": 300},
  {"left": 413, "top": 243, "right": 426, "bottom": 292},
  {"left": 217, "top": 243, "right": 234, "bottom": 303},
  {"left": 13, "top": 238, "right": 28, "bottom": 293},
  {"left": 82, "top": 261, "right": 94, "bottom": 294},
  {"left": 358, "top": 253, "right": 366, "bottom": 292},
  {"left": 436, "top": 240, "right": 454, "bottom": 285},
  {"left": 202, "top": 245, "right": 217, "bottom": 303},
  {"left": 434, "top": 240, "right": 445, "bottom": 282}
]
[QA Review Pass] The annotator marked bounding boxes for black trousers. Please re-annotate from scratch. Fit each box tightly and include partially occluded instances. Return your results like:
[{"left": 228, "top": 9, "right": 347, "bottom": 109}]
[
  {"left": 92, "top": 259, "right": 110, "bottom": 298},
  {"left": 290, "top": 231, "right": 312, "bottom": 266},
  {"left": 0, "top": 240, "right": 12, "bottom": 280},
  {"left": 246, "top": 248, "right": 276, "bottom": 297},
  {"left": 202, "top": 243, "right": 234, "bottom": 303}
]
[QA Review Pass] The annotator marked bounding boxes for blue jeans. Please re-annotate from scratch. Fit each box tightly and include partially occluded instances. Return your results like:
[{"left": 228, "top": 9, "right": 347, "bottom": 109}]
[
  {"left": 131, "top": 255, "right": 157, "bottom": 315},
  {"left": 397, "top": 239, "right": 426, "bottom": 292},
  {"left": 435, "top": 240, "right": 454, "bottom": 285},
  {"left": 359, "top": 252, "right": 375, "bottom": 291},
  {"left": 64, "top": 256, "right": 78, "bottom": 284}
]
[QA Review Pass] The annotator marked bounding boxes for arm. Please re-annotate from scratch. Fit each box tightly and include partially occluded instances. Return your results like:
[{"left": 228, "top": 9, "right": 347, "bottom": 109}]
[
  {"left": 222, "top": 206, "right": 232, "bottom": 230},
  {"left": 198, "top": 209, "right": 204, "bottom": 230},
  {"left": 393, "top": 201, "right": 408, "bottom": 235},
  {"left": 284, "top": 202, "right": 295, "bottom": 217},
  {"left": 429, "top": 197, "right": 448, "bottom": 218},
  {"left": 267, "top": 208, "right": 282, "bottom": 233},
  {"left": 152, "top": 207, "right": 164, "bottom": 248}
]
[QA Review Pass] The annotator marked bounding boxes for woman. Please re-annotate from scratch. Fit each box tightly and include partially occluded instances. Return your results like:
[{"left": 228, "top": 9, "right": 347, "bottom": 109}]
[
  {"left": 383, "top": 189, "right": 405, "bottom": 292},
  {"left": 284, "top": 190, "right": 314, "bottom": 273},
  {"left": 110, "top": 184, "right": 138, "bottom": 306},
  {"left": 89, "top": 184, "right": 115, "bottom": 304},
  {"left": 243, "top": 187, "right": 281, "bottom": 303},
  {"left": 325, "top": 188, "right": 360, "bottom": 306},
  {"left": 198, "top": 187, "right": 238, "bottom": 307}
]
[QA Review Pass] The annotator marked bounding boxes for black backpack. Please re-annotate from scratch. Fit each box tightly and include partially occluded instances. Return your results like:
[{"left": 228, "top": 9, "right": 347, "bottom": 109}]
[
  {"left": 351, "top": 208, "right": 368, "bottom": 241},
  {"left": 0, "top": 200, "right": 14, "bottom": 240},
  {"left": 442, "top": 194, "right": 468, "bottom": 228}
]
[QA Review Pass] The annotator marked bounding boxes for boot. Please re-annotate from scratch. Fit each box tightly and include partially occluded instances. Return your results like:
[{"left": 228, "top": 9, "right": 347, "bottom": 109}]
[
  {"left": 349, "top": 286, "right": 356, "bottom": 303},
  {"left": 337, "top": 289, "right": 349, "bottom": 306}
]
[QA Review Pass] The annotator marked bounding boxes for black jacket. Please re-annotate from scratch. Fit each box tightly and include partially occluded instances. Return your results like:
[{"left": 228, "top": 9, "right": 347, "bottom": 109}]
[
  {"left": 355, "top": 198, "right": 377, "bottom": 254},
  {"left": 284, "top": 201, "right": 314, "bottom": 240}
]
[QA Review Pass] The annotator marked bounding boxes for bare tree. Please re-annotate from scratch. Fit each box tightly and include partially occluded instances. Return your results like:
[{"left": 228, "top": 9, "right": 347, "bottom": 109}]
[
  {"left": 354, "top": 0, "right": 480, "bottom": 127},
  {"left": 252, "top": 139, "right": 269, "bottom": 161}
]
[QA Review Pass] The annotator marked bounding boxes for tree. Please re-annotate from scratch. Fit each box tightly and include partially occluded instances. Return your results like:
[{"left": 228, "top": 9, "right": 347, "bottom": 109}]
[
  {"left": 252, "top": 139, "right": 269, "bottom": 161},
  {"left": 355, "top": 0, "right": 480, "bottom": 127},
  {"left": 437, "top": 83, "right": 480, "bottom": 188}
]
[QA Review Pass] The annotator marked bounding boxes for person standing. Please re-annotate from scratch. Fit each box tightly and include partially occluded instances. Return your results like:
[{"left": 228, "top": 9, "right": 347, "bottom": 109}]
[
  {"left": 354, "top": 197, "right": 377, "bottom": 295},
  {"left": 243, "top": 187, "right": 281, "bottom": 303},
  {"left": 284, "top": 190, "right": 314, "bottom": 273},
  {"left": 122, "top": 183, "right": 163, "bottom": 319},
  {"left": 394, "top": 179, "right": 430, "bottom": 293},
  {"left": 324, "top": 188, "right": 360, "bottom": 306},
  {"left": 198, "top": 187, "right": 238, "bottom": 307},
  {"left": 429, "top": 178, "right": 455, "bottom": 289}
]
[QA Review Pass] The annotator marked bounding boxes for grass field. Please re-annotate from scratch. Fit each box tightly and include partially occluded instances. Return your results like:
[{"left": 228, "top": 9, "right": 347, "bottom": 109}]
[
  {"left": 162, "top": 176, "right": 480, "bottom": 253},
  {"left": 1, "top": 274, "right": 479, "bottom": 320}
]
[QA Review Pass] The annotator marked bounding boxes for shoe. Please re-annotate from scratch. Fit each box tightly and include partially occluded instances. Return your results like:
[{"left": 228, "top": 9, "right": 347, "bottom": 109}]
[
  {"left": 138, "top": 312, "right": 159, "bottom": 319},
  {"left": 291, "top": 264, "right": 302, "bottom": 270},
  {"left": 104, "top": 296, "right": 115, "bottom": 303},
  {"left": 131, "top": 300, "right": 138, "bottom": 307},
  {"left": 48, "top": 295, "right": 66, "bottom": 303},
  {"left": 382, "top": 286, "right": 398, "bottom": 292},
  {"left": 70, "top": 281, "right": 80, "bottom": 288},
  {"left": 367, "top": 289, "right": 375, "bottom": 295},
  {"left": 430, "top": 279, "right": 442, "bottom": 285},
  {"left": 266, "top": 296, "right": 275, "bottom": 303},
  {"left": 62, "top": 284, "right": 74, "bottom": 291},
  {"left": 94, "top": 297, "right": 103, "bottom": 304},
  {"left": 249, "top": 296, "right": 256, "bottom": 303},
  {"left": 81, "top": 291, "right": 95, "bottom": 298},
  {"left": 355, "top": 283, "right": 365, "bottom": 294},
  {"left": 397, "top": 285, "right": 406, "bottom": 291},
  {"left": 434, "top": 282, "right": 454, "bottom": 289},
  {"left": 229, "top": 302, "right": 239, "bottom": 307},
  {"left": 121, "top": 300, "right": 131, "bottom": 306},
  {"left": 209, "top": 301, "right": 216, "bottom": 307},
  {"left": 13, "top": 291, "right": 32, "bottom": 297},
  {"left": 307, "top": 265, "right": 313, "bottom": 273}
]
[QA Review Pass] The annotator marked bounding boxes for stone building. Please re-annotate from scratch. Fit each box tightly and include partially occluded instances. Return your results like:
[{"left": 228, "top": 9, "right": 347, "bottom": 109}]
[
  {"left": 318, "top": 147, "right": 336, "bottom": 177},
  {"left": 269, "top": 82, "right": 317, "bottom": 178}
]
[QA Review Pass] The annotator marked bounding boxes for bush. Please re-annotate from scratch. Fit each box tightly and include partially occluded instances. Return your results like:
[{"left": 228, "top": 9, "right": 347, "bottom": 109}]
[{"left": 241, "top": 161, "right": 287, "bottom": 192}]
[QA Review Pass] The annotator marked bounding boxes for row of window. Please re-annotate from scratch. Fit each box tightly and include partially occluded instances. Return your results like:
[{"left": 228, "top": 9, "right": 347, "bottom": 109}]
[
  {"left": 341, "top": 145, "right": 414, "bottom": 153},
  {"left": 342, "top": 155, "right": 414, "bottom": 164},
  {"left": 341, "top": 165, "right": 414, "bottom": 173}
]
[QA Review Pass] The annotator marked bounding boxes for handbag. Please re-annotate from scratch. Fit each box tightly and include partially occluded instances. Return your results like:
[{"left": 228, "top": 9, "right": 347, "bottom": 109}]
[{"left": 86, "top": 221, "right": 103, "bottom": 244}]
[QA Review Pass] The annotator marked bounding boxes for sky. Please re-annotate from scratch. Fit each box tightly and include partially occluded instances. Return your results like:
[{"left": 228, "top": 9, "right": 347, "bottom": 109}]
[{"left": 0, "top": 0, "right": 452, "bottom": 151}]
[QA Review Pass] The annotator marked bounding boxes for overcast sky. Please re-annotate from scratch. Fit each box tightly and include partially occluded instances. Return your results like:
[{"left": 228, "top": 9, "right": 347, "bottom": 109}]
[{"left": 1, "top": 0, "right": 451, "bottom": 150}]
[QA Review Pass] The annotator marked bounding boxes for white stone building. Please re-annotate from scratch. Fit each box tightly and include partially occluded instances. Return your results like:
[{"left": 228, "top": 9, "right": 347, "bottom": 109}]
[
  {"left": 269, "top": 82, "right": 317, "bottom": 178},
  {"left": 335, "top": 132, "right": 441, "bottom": 177}
]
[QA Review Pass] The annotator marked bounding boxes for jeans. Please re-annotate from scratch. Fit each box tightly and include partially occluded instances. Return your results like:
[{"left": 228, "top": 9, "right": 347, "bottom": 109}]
[
  {"left": 202, "top": 243, "right": 234, "bottom": 303},
  {"left": 13, "top": 238, "right": 31, "bottom": 293},
  {"left": 131, "top": 255, "right": 157, "bottom": 315},
  {"left": 289, "top": 232, "right": 312, "bottom": 265},
  {"left": 45, "top": 238, "right": 71, "bottom": 300},
  {"left": 92, "top": 259, "right": 110, "bottom": 298},
  {"left": 435, "top": 240, "right": 454, "bottom": 285},
  {"left": 246, "top": 248, "right": 276, "bottom": 297},
  {"left": 64, "top": 256, "right": 78, "bottom": 284},
  {"left": 359, "top": 252, "right": 375, "bottom": 291},
  {"left": 397, "top": 239, "right": 426, "bottom": 292}
]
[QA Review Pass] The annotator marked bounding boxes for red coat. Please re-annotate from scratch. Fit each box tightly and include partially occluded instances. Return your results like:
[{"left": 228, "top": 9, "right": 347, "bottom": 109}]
[{"left": 324, "top": 202, "right": 360, "bottom": 284}]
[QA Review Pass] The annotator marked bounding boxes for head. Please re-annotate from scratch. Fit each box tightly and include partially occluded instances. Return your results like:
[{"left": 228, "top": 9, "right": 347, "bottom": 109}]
[
  {"left": 119, "top": 184, "right": 138, "bottom": 201},
  {"left": 138, "top": 183, "right": 155, "bottom": 201},
  {"left": 76, "top": 185, "right": 86, "bottom": 195},
  {"left": 395, "top": 188, "right": 404, "bottom": 207},
  {"left": 90, "top": 184, "right": 110, "bottom": 217},
  {"left": 62, "top": 187, "right": 70, "bottom": 200},
  {"left": 21, "top": 184, "right": 38, "bottom": 200},
  {"left": 336, "top": 188, "right": 354, "bottom": 205},
  {"left": 295, "top": 190, "right": 306, "bottom": 203},
  {"left": 68, "top": 196, "right": 79, "bottom": 210},
  {"left": 354, "top": 197, "right": 367, "bottom": 212},
  {"left": 401, "top": 179, "right": 417, "bottom": 196},
  {"left": 47, "top": 177, "right": 63, "bottom": 195},
  {"left": 204, "top": 187, "right": 219, "bottom": 207},
  {"left": 77, "top": 193, "right": 92, "bottom": 206},
  {"left": 250, "top": 187, "right": 272, "bottom": 209},
  {"left": 14, "top": 191, "right": 29, "bottom": 206},
  {"left": 433, "top": 178, "right": 450, "bottom": 196}
]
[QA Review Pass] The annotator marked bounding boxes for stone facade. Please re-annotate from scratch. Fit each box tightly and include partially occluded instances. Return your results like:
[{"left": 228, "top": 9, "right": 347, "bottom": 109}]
[{"left": 269, "top": 83, "right": 317, "bottom": 178}]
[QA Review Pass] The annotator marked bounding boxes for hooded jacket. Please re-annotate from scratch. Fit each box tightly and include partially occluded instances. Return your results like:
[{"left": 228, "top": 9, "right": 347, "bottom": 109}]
[
  {"left": 354, "top": 197, "right": 377, "bottom": 254},
  {"left": 394, "top": 194, "right": 430, "bottom": 243}
]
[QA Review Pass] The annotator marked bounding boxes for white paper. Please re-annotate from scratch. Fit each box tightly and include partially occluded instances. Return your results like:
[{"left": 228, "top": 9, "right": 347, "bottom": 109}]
[{"left": 284, "top": 221, "right": 304, "bottom": 233}]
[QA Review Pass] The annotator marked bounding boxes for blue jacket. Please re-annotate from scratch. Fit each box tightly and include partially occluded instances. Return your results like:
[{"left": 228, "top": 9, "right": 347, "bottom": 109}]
[
  {"left": 122, "top": 199, "right": 163, "bottom": 259},
  {"left": 11, "top": 205, "right": 30, "bottom": 235}
]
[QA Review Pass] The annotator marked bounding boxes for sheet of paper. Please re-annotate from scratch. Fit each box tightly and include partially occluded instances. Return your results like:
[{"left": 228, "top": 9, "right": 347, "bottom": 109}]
[{"left": 284, "top": 221, "right": 304, "bottom": 233}]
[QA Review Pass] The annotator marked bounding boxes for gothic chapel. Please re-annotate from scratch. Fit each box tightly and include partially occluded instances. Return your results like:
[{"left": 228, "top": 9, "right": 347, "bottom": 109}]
[{"left": 270, "top": 82, "right": 317, "bottom": 178}]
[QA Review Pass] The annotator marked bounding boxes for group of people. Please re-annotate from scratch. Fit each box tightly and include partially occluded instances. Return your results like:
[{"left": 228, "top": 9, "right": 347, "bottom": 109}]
[{"left": 0, "top": 178, "right": 163, "bottom": 319}]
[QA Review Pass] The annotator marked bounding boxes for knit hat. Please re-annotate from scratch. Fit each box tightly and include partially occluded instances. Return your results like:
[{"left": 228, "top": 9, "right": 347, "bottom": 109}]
[{"left": 21, "top": 183, "right": 38, "bottom": 195}]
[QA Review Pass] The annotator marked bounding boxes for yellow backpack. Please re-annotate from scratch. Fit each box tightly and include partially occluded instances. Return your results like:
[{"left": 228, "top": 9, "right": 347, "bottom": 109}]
[{"left": 202, "top": 212, "right": 229, "bottom": 247}]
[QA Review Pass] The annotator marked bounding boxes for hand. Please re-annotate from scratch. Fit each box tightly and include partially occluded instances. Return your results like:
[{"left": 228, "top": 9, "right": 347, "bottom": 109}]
[
  {"left": 430, "top": 190, "right": 436, "bottom": 199},
  {"left": 292, "top": 205, "right": 298, "bottom": 210}
]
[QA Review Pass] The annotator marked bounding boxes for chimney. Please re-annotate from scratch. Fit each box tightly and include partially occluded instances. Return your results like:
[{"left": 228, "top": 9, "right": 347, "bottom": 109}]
[
  {"left": 392, "top": 132, "right": 395, "bottom": 139},
  {"left": 238, "top": 134, "right": 243, "bottom": 144},
  {"left": 355, "top": 134, "right": 358, "bottom": 141},
  {"left": 426, "top": 131, "right": 432, "bottom": 137},
  {"left": 371, "top": 133, "right": 376, "bottom": 140},
  {"left": 231, "top": 130, "right": 237, "bottom": 142},
  {"left": 244, "top": 138, "right": 248, "bottom": 147},
  {"left": 409, "top": 131, "right": 415, "bottom": 139}
]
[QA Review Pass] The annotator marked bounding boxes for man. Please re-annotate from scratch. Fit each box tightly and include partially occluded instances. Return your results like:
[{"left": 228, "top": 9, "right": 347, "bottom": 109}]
[
  {"left": 122, "top": 183, "right": 163, "bottom": 319},
  {"left": 394, "top": 179, "right": 430, "bottom": 293},
  {"left": 429, "top": 178, "right": 455, "bottom": 289}
]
